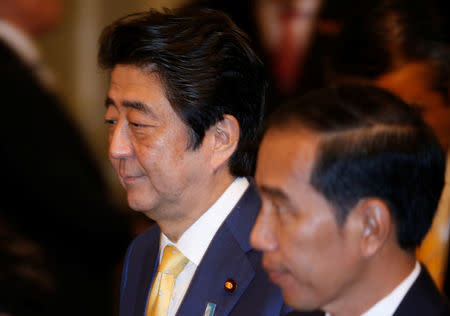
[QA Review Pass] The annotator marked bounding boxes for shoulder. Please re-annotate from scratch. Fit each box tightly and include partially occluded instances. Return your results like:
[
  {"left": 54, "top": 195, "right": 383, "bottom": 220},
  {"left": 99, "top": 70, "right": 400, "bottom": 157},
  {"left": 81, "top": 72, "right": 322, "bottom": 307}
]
[
  {"left": 225, "top": 179, "right": 261, "bottom": 228},
  {"left": 395, "top": 266, "right": 450, "bottom": 315},
  {"left": 121, "top": 223, "right": 160, "bottom": 281},
  {"left": 223, "top": 179, "right": 261, "bottom": 252},
  {"left": 125, "top": 223, "right": 160, "bottom": 258},
  {"left": 120, "top": 223, "right": 160, "bottom": 292}
]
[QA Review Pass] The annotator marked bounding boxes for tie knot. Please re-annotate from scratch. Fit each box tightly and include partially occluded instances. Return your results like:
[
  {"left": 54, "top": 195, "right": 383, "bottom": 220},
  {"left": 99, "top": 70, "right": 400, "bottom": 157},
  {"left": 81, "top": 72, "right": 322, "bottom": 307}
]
[{"left": 158, "top": 245, "right": 189, "bottom": 277}]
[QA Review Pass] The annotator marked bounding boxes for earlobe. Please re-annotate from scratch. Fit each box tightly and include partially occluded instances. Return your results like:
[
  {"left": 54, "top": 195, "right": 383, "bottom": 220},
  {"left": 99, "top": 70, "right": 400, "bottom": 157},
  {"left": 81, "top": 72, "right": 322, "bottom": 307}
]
[
  {"left": 359, "top": 198, "right": 391, "bottom": 257},
  {"left": 209, "top": 114, "right": 240, "bottom": 171}
]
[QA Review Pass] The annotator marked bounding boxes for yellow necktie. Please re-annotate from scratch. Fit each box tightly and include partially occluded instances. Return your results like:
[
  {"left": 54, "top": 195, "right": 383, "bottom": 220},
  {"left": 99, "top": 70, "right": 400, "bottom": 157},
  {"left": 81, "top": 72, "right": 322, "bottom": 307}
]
[{"left": 146, "top": 245, "right": 189, "bottom": 316}]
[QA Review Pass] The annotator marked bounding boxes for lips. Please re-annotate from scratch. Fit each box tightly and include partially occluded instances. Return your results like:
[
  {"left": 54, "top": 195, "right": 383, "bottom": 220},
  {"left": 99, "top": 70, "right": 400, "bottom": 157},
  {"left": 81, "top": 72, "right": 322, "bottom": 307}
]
[
  {"left": 120, "top": 174, "right": 144, "bottom": 184},
  {"left": 267, "top": 268, "right": 289, "bottom": 284},
  {"left": 117, "top": 160, "right": 143, "bottom": 182},
  {"left": 262, "top": 257, "right": 290, "bottom": 285}
]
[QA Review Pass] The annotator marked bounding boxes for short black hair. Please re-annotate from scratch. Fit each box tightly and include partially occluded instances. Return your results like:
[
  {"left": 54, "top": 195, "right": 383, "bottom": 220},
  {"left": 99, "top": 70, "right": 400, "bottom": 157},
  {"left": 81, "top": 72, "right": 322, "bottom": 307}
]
[
  {"left": 98, "top": 7, "right": 266, "bottom": 176},
  {"left": 267, "top": 84, "right": 446, "bottom": 250}
]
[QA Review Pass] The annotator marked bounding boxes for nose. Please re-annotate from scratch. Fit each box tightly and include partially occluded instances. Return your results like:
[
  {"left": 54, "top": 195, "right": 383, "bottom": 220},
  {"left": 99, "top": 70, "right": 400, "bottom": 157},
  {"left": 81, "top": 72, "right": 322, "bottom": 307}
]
[
  {"left": 250, "top": 201, "right": 278, "bottom": 252},
  {"left": 109, "top": 121, "right": 134, "bottom": 160}
]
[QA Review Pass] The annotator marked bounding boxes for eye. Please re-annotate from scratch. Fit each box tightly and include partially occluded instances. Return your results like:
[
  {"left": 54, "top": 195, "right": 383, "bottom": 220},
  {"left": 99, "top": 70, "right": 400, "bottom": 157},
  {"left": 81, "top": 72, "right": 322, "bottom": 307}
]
[
  {"left": 129, "top": 122, "right": 149, "bottom": 129},
  {"left": 264, "top": 196, "right": 284, "bottom": 214},
  {"left": 104, "top": 105, "right": 118, "bottom": 127},
  {"left": 272, "top": 201, "right": 285, "bottom": 214},
  {"left": 104, "top": 119, "right": 117, "bottom": 126}
]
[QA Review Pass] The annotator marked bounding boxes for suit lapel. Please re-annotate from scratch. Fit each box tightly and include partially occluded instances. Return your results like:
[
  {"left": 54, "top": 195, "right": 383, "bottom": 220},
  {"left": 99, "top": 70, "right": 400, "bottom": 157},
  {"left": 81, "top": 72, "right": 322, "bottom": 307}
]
[
  {"left": 176, "top": 183, "right": 261, "bottom": 316},
  {"left": 131, "top": 227, "right": 161, "bottom": 316},
  {"left": 393, "top": 265, "right": 448, "bottom": 316}
]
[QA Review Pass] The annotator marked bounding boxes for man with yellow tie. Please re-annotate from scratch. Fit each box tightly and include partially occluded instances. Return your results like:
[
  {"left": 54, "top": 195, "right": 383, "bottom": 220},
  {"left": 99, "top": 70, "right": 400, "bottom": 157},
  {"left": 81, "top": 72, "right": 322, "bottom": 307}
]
[{"left": 97, "top": 7, "right": 320, "bottom": 316}]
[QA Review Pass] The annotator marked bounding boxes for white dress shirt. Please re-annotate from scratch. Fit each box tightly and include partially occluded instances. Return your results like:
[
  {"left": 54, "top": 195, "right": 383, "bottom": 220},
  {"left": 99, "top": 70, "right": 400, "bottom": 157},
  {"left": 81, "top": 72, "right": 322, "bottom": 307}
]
[
  {"left": 156, "top": 177, "right": 250, "bottom": 316},
  {"left": 325, "top": 261, "right": 421, "bottom": 316}
]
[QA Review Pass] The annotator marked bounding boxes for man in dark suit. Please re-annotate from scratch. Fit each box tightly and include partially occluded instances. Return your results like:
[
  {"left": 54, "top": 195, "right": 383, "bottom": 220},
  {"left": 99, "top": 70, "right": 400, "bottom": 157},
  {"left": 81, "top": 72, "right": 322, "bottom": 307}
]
[
  {"left": 97, "top": 7, "right": 321, "bottom": 316},
  {"left": 251, "top": 85, "right": 450, "bottom": 315},
  {"left": 0, "top": 1, "right": 132, "bottom": 315}
]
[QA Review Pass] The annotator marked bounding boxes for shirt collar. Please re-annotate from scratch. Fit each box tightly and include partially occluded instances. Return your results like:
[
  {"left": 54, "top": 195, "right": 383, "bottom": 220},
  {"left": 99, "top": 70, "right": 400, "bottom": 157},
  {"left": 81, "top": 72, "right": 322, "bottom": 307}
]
[
  {"left": 361, "top": 261, "right": 420, "bottom": 316},
  {"left": 325, "top": 261, "right": 421, "bottom": 316},
  {"left": 0, "top": 19, "right": 40, "bottom": 67},
  {"left": 160, "top": 177, "right": 250, "bottom": 266}
]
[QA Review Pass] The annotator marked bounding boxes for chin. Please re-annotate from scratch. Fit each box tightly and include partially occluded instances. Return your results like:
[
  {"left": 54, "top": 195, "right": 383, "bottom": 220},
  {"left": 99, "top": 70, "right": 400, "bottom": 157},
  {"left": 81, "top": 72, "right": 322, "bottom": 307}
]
[
  {"left": 126, "top": 194, "right": 155, "bottom": 213},
  {"left": 283, "top": 286, "right": 319, "bottom": 312}
]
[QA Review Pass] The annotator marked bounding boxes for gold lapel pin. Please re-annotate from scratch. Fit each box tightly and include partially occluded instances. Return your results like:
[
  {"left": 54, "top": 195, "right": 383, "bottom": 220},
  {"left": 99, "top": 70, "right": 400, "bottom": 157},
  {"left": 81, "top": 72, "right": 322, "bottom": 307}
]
[{"left": 224, "top": 278, "right": 237, "bottom": 293}]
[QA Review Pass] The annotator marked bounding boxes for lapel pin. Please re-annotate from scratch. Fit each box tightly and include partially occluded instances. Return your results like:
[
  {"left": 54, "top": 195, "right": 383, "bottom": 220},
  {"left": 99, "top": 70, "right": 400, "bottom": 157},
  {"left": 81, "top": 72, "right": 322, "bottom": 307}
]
[
  {"left": 203, "top": 302, "right": 216, "bottom": 316},
  {"left": 224, "top": 278, "right": 237, "bottom": 293}
]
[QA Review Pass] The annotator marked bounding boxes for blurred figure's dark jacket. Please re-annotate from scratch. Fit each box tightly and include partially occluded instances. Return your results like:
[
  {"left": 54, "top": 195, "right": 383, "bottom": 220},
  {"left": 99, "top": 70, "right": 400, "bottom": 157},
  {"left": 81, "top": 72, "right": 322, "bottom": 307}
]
[{"left": 0, "top": 38, "right": 131, "bottom": 316}]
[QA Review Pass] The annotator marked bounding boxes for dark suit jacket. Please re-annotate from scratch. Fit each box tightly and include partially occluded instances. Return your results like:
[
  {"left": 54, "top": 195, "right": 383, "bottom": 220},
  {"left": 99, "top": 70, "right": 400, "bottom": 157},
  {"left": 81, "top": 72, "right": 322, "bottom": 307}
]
[
  {"left": 393, "top": 265, "right": 450, "bottom": 316},
  {"left": 120, "top": 183, "right": 298, "bottom": 316},
  {"left": 287, "top": 265, "right": 450, "bottom": 316},
  {"left": 0, "top": 39, "right": 131, "bottom": 316}
]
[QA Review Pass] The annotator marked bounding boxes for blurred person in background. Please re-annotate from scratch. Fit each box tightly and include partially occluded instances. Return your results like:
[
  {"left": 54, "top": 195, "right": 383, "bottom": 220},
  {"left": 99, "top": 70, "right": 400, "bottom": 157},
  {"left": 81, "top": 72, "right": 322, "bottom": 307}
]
[
  {"left": 0, "top": 216, "right": 54, "bottom": 316},
  {"left": 327, "top": 0, "right": 450, "bottom": 294},
  {"left": 435, "top": 0, "right": 450, "bottom": 44},
  {"left": 0, "top": 0, "right": 132, "bottom": 315},
  {"left": 185, "top": 0, "right": 354, "bottom": 115}
]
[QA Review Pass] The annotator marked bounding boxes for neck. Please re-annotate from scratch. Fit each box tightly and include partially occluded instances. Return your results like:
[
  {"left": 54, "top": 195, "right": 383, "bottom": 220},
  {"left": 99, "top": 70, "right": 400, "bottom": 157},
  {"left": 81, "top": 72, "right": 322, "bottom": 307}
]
[
  {"left": 157, "top": 171, "right": 236, "bottom": 242},
  {"left": 327, "top": 247, "right": 416, "bottom": 316}
]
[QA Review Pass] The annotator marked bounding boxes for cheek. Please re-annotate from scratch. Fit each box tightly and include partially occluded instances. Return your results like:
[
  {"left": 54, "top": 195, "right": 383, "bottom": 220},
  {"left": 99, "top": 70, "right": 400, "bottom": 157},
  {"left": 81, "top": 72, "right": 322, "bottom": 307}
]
[
  {"left": 108, "top": 155, "right": 120, "bottom": 173},
  {"left": 281, "top": 218, "right": 346, "bottom": 282},
  {"left": 133, "top": 135, "right": 193, "bottom": 186}
]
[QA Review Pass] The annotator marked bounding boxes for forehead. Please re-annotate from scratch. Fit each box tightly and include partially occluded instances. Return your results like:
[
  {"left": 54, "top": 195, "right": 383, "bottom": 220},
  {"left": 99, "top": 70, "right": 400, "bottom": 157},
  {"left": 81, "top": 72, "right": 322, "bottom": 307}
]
[
  {"left": 256, "top": 125, "right": 321, "bottom": 190},
  {"left": 107, "top": 64, "right": 182, "bottom": 120},
  {"left": 109, "top": 65, "right": 165, "bottom": 101}
]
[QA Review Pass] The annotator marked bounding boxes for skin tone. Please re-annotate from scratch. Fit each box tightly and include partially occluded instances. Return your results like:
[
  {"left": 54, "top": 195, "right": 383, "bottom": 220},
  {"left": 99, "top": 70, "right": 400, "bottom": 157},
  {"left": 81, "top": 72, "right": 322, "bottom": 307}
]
[
  {"left": 250, "top": 124, "right": 415, "bottom": 316},
  {"left": 105, "top": 64, "right": 239, "bottom": 241},
  {"left": 374, "top": 62, "right": 450, "bottom": 151},
  {"left": 254, "top": 0, "right": 323, "bottom": 93},
  {"left": 0, "top": 0, "right": 63, "bottom": 36},
  {"left": 254, "top": 0, "right": 323, "bottom": 57}
]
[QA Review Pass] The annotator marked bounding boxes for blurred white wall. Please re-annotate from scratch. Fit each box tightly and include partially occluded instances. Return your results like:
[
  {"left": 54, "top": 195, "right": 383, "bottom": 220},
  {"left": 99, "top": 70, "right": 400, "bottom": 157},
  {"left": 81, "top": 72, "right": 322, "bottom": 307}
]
[{"left": 38, "top": 0, "right": 192, "bottom": 203}]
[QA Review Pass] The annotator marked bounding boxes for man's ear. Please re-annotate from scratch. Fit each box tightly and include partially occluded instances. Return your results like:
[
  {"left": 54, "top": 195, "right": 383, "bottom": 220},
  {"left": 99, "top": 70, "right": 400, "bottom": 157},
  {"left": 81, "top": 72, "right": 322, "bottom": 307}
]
[
  {"left": 355, "top": 198, "right": 392, "bottom": 258},
  {"left": 208, "top": 114, "right": 240, "bottom": 171}
]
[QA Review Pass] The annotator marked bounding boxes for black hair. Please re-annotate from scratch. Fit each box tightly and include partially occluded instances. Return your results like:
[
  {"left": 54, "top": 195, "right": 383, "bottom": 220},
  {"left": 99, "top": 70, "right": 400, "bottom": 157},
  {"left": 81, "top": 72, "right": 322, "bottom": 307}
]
[
  {"left": 98, "top": 7, "right": 266, "bottom": 176},
  {"left": 267, "top": 84, "right": 446, "bottom": 250}
]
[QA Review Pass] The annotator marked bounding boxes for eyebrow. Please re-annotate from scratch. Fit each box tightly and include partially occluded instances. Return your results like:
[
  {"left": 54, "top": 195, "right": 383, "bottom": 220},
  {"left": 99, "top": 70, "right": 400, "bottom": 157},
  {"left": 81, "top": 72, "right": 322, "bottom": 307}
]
[
  {"left": 105, "top": 97, "right": 155, "bottom": 116},
  {"left": 259, "top": 185, "right": 290, "bottom": 202}
]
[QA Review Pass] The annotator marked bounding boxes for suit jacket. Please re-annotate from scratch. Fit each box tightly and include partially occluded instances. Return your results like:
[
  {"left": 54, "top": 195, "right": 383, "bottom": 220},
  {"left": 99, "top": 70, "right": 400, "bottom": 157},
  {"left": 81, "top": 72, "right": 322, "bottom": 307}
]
[
  {"left": 287, "top": 265, "right": 450, "bottom": 316},
  {"left": 120, "top": 183, "right": 310, "bottom": 316},
  {"left": 0, "top": 38, "right": 131, "bottom": 316},
  {"left": 394, "top": 265, "right": 450, "bottom": 316}
]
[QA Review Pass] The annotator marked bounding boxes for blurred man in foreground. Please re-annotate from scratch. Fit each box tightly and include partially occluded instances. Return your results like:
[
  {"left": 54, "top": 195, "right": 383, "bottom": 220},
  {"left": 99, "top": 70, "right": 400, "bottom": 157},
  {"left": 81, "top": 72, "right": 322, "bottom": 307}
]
[{"left": 0, "top": 0, "right": 132, "bottom": 315}]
